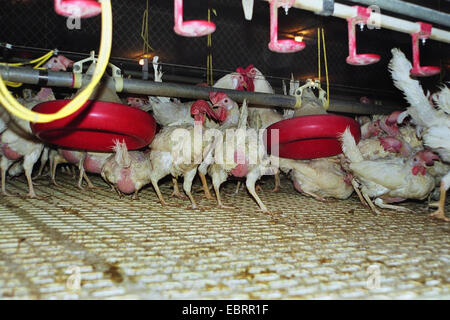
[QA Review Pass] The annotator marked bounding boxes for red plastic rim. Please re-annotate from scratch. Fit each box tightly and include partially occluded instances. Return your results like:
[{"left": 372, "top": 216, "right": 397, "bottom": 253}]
[
  {"left": 346, "top": 53, "right": 380, "bottom": 66},
  {"left": 174, "top": 20, "right": 216, "bottom": 37},
  {"left": 410, "top": 66, "right": 441, "bottom": 77},
  {"left": 30, "top": 100, "right": 157, "bottom": 151},
  {"left": 268, "top": 40, "right": 306, "bottom": 53},
  {"left": 264, "top": 114, "right": 361, "bottom": 160},
  {"left": 54, "top": 0, "right": 101, "bottom": 18}
]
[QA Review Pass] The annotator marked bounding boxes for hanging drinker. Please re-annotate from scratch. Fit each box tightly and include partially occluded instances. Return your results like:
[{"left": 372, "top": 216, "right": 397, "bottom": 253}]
[
  {"left": 54, "top": 0, "right": 101, "bottom": 18},
  {"left": 409, "top": 22, "right": 441, "bottom": 77},
  {"left": 173, "top": 0, "right": 216, "bottom": 37},
  {"left": 346, "top": 6, "right": 380, "bottom": 66},
  {"left": 268, "top": 0, "right": 305, "bottom": 53}
]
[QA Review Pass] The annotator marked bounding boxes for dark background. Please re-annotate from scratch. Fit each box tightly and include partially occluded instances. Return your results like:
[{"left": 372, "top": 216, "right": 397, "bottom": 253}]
[{"left": 0, "top": 0, "right": 449, "bottom": 101}]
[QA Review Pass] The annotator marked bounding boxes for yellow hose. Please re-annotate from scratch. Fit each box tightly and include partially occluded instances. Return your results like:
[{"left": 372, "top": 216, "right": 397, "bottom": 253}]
[
  {"left": 0, "top": 50, "right": 54, "bottom": 87},
  {"left": 0, "top": 0, "right": 113, "bottom": 123}
]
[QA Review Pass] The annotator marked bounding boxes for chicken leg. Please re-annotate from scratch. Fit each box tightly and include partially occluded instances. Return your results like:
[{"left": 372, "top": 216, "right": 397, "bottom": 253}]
[
  {"left": 33, "top": 147, "right": 49, "bottom": 179},
  {"left": 1, "top": 157, "right": 14, "bottom": 196},
  {"left": 246, "top": 170, "right": 268, "bottom": 213},
  {"left": 23, "top": 153, "right": 41, "bottom": 198},
  {"left": 211, "top": 169, "right": 233, "bottom": 209},
  {"left": 429, "top": 181, "right": 449, "bottom": 222},
  {"left": 183, "top": 168, "right": 198, "bottom": 209},
  {"left": 171, "top": 177, "right": 185, "bottom": 199},
  {"left": 151, "top": 178, "right": 166, "bottom": 206},
  {"left": 199, "top": 172, "right": 214, "bottom": 200},
  {"left": 362, "top": 191, "right": 381, "bottom": 215},
  {"left": 271, "top": 173, "right": 280, "bottom": 193}
]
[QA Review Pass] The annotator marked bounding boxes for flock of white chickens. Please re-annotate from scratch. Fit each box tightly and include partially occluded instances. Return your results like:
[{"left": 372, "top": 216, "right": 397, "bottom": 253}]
[{"left": 0, "top": 48, "right": 448, "bottom": 221}]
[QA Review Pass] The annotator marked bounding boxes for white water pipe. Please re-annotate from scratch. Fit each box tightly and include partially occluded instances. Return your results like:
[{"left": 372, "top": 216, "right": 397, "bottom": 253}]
[{"left": 265, "top": 0, "right": 450, "bottom": 44}]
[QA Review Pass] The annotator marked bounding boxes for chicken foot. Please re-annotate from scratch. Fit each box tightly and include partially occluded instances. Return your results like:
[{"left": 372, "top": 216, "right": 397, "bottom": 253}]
[
  {"left": 429, "top": 182, "right": 449, "bottom": 222},
  {"left": 374, "top": 198, "right": 413, "bottom": 213}
]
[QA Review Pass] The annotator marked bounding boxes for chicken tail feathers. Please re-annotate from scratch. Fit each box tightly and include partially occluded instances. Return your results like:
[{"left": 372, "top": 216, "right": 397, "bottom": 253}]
[
  {"left": 340, "top": 127, "right": 364, "bottom": 163},
  {"left": 113, "top": 140, "right": 131, "bottom": 168}
]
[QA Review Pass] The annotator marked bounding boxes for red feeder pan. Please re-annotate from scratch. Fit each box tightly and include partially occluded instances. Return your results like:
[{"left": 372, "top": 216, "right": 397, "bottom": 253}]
[
  {"left": 264, "top": 114, "right": 361, "bottom": 160},
  {"left": 54, "top": 0, "right": 101, "bottom": 18},
  {"left": 31, "top": 100, "right": 157, "bottom": 152}
]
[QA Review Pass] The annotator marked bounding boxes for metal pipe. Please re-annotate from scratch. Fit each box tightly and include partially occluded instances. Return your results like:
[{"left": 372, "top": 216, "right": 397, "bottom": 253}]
[
  {"left": 0, "top": 65, "right": 400, "bottom": 115},
  {"left": 345, "top": 0, "right": 450, "bottom": 28},
  {"left": 268, "top": 0, "right": 450, "bottom": 44}
]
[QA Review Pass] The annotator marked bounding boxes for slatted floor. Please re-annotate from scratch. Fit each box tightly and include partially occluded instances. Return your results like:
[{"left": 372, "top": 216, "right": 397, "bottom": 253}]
[{"left": 0, "top": 171, "right": 449, "bottom": 299}]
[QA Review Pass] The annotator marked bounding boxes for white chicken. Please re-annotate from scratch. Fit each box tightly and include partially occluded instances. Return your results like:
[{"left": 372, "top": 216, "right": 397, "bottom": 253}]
[
  {"left": 199, "top": 99, "right": 278, "bottom": 212},
  {"left": 278, "top": 157, "right": 354, "bottom": 201},
  {"left": 148, "top": 100, "right": 221, "bottom": 209},
  {"left": 389, "top": 48, "right": 450, "bottom": 221},
  {"left": 49, "top": 149, "right": 96, "bottom": 189},
  {"left": 101, "top": 141, "right": 152, "bottom": 199},
  {"left": 340, "top": 127, "right": 435, "bottom": 214},
  {"left": 0, "top": 55, "right": 73, "bottom": 197}
]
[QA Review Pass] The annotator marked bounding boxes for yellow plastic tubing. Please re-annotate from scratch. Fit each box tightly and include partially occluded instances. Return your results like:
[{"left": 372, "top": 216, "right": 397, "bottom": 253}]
[
  {"left": 0, "top": 0, "right": 113, "bottom": 123},
  {"left": 0, "top": 50, "right": 54, "bottom": 87}
]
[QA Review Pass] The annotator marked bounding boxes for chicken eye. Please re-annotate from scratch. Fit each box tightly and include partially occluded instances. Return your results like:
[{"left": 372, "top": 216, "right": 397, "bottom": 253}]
[{"left": 224, "top": 99, "right": 228, "bottom": 103}]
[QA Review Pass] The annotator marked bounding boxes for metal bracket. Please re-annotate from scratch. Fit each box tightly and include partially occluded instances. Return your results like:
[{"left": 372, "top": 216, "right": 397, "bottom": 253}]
[
  {"left": 317, "top": 0, "right": 334, "bottom": 16},
  {"left": 294, "top": 79, "right": 327, "bottom": 109},
  {"left": 73, "top": 50, "right": 122, "bottom": 78}
]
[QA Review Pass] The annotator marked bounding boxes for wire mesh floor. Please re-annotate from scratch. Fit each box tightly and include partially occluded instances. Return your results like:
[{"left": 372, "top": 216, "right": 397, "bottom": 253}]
[{"left": 0, "top": 171, "right": 449, "bottom": 299}]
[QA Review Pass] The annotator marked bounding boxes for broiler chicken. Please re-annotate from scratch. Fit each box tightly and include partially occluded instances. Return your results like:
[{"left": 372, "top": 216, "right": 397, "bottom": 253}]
[
  {"left": 358, "top": 136, "right": 412, "bottom": 160},
  {"left": 389, "top": 48, "right": 450, "bottom": 221},
  {"left": 0, "top": 55, "right": 73, "bottom": 197},
  {"left": 237, "top": 66, "right": 286, "bottom": 192},
  {"left": 50, "top": 149, "right": 94, "bottom": 188},
  {"left": 101, "top": 141, "right": 152, "bottom": 199},
  {"left": 199, "top": 99, "right": 278, "bottom": 212},
  {"left": 278, "top": 157, "right": 353, "bottom": 201},
  {"left": 149, "top": 100, "right": 221, "bottom": 209},
  {"left": 340, "top": 127, "right": 435, "bottom": 214}
]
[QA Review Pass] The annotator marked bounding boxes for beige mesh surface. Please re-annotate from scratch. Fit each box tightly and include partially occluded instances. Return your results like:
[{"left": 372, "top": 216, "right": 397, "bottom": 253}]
[{"left": 0, "top": 171, "right": 449, "bottom": 300}]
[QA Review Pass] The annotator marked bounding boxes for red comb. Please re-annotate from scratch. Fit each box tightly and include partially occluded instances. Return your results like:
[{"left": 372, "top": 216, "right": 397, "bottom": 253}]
[{"left": 209, "top": 92, "right": 228, "bottom": 105}]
